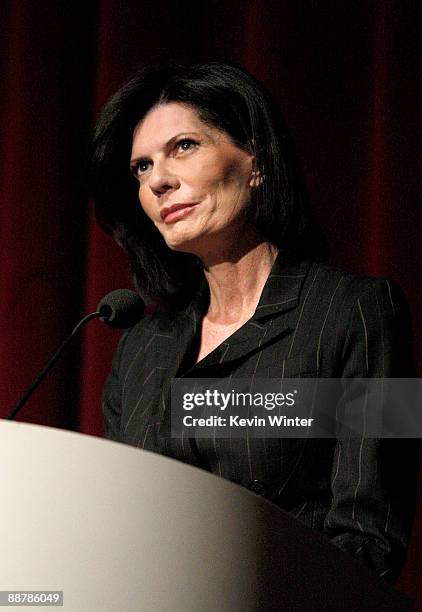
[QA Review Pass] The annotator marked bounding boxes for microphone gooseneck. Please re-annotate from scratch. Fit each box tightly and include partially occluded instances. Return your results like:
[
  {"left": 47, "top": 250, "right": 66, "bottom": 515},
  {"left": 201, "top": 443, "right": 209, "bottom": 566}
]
[{"left": 6, "top": 289, "right": 144, "bottom": 420}]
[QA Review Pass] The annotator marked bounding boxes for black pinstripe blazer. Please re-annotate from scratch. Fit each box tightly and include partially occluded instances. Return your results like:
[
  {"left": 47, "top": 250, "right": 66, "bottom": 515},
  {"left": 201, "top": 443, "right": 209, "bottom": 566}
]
[{"left": 103, "top": 255, "right": 418, "bottom": 581}]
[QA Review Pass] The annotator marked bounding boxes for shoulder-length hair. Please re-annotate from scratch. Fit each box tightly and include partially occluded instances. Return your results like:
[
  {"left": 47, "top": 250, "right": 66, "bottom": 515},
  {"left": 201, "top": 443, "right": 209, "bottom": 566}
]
[{"left": 89, "top": 61, "right": 326, "bottom": 306}]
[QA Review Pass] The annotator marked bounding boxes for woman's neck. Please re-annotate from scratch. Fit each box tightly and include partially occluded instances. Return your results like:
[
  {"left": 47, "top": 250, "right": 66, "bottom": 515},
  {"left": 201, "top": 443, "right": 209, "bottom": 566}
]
[{"left": 201, "top": 241, "right": 278, "bottom": 325}]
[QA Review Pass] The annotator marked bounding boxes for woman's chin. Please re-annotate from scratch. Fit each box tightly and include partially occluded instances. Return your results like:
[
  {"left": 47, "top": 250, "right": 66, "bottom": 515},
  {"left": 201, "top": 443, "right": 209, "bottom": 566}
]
[{"left": 162, "top": 230, "right": 204, "bottom": 254}]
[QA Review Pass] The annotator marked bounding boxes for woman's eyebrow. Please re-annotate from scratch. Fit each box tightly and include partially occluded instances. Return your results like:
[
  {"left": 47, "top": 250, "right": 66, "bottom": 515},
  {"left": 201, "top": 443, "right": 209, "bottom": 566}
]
[
  {"left": 130, "top": 132, "right": 202, "bottom": 164},
  {"left": 165, "top": 131, "right": 200, "bottom": 148}
]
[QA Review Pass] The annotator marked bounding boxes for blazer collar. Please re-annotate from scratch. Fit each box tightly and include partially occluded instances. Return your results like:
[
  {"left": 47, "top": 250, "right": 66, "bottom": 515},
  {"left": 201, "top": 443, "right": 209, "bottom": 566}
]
[
  {"left": 167, "top": 255, "right": 313, "bottom": 373},
  {"left": 252, "top": 254, "right": 311, "bottom": 321},
  {"left": 184, "top": 252, "right": 312, "bottom": 324}
]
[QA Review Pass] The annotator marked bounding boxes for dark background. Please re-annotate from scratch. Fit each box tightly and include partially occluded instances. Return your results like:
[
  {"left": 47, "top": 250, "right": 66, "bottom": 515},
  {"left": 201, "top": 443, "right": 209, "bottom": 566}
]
[{"left": 1, "top": 0, "right": 421, "bottom": 601}]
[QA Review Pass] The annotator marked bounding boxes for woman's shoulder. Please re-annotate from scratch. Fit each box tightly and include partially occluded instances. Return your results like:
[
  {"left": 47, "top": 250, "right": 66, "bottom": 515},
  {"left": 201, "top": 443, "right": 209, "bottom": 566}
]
[
  {"left": 304, "top": 259, "right": 407, "bottom": 311},
  {"left": 295, "top": 260, "right": 412, "bottom": 356},
  {"left": 293, "top": 260, "right": 414, "bottom": 377}
]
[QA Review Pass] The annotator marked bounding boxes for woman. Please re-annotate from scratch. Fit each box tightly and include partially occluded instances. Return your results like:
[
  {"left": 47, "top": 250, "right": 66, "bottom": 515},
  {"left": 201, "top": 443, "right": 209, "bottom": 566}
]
[{"left": 90, "top": 62, "right": 417, "bottom": 582}]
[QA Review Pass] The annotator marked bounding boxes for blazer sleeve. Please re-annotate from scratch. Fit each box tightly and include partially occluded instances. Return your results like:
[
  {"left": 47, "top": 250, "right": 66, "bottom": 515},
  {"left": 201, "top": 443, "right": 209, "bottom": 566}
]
[
  {"left": 102, "top": 330, "right": 129, "bottom": 441},
  {"left": 324, "top": 278, "right": 419, "bottom": 582}
]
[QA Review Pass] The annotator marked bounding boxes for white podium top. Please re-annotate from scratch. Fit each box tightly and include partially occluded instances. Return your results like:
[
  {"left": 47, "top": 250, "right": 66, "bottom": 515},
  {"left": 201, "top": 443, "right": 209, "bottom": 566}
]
[{"left": 0, "top": 421, "right": 408, "bottom": 611}]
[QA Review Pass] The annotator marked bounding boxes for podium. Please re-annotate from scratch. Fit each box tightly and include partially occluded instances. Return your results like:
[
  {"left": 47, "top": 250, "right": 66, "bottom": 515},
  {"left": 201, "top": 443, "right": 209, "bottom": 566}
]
[{"left": 0, "top": 421, "right": 410, "bottom": 611}]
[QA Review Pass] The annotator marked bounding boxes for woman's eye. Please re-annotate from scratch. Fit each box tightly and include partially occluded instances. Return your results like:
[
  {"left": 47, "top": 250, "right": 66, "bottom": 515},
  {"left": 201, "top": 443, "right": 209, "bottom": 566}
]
[
  {"left": 131, "top": 160, "right": 150, "bottom": 177},
  {"left": 176, "top": 139, "right": 197, "bottom": 153}
]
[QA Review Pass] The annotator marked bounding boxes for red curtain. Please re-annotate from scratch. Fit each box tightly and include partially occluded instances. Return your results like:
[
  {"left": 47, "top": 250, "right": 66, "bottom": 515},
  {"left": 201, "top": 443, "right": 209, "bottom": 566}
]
[{"left": 1, "top": 0, "right": 421, "bottom": 599}]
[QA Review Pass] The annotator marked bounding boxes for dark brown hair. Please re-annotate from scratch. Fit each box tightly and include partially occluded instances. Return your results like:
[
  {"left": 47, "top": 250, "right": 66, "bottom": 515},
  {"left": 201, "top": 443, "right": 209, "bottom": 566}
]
[{"left": 89, "top": 61, "right": 326, "bottom": 306}]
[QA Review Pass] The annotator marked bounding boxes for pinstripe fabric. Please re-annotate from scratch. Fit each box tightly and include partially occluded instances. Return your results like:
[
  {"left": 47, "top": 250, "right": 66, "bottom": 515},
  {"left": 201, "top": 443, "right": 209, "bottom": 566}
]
[{"left": 103, "top": 255, "right": 417, "bottom": 581}]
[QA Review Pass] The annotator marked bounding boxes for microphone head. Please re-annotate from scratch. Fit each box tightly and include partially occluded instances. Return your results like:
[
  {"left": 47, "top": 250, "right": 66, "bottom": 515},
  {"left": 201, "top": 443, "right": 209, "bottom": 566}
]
[{"left": 97, "top": 289, "right": 144, "bottom": 328}]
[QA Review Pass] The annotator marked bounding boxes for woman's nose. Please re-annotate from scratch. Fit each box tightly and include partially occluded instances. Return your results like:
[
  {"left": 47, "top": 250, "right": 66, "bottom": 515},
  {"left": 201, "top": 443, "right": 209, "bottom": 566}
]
[{"left": 148, "top": 161, "right": 180, "bottom": 196}]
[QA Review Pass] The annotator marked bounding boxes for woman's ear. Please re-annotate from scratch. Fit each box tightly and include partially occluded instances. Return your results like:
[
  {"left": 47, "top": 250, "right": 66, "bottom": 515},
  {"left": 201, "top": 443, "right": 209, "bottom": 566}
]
[
  {"left": 249, "top": 166, "right": 264, "bottom": 188},
  {"left": 247, "top": 140, "right": 264, "bottom": 187}
]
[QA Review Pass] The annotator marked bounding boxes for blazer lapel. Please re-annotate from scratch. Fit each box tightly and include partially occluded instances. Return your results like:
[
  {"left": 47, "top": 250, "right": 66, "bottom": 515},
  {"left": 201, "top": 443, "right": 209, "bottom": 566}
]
[
  {"left": 253, "top": 256, "right": 311, "bottom": 321},
  {"left": 181, "top": 256, "right": 312, "bottom": 373},
  {"left": 154, "top": 256, "right": 312, "bottom": 445}
]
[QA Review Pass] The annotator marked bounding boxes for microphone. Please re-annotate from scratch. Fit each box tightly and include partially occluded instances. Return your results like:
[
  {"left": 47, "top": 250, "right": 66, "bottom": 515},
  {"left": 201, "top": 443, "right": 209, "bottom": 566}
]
[
  {"left": 98, "top": 289, "right": 144, "bottom": 328},
  {"left": 6, "top": 289, "right": 144, "bottom": 420}
]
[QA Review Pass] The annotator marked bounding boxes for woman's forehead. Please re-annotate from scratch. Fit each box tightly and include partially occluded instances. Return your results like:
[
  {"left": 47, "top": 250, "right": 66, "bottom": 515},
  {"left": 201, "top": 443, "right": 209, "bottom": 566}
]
[
  {"left": 131, "top": 102, "right": 224, "bottom": 155},
  {"left": 136, "top": 103, "right": 209, "bottom": 135}
]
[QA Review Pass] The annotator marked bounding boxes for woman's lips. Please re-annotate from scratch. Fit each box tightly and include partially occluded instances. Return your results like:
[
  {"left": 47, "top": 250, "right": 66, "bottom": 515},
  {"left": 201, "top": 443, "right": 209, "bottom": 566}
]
[{"left": 160, "top": 202, "right": 199, "bottom": 224}]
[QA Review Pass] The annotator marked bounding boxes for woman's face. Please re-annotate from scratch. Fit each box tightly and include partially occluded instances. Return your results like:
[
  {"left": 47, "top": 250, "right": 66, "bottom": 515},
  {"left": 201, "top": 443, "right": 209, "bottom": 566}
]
[{"left": 130, "top": 102, "right": 257, "bottom": 256}]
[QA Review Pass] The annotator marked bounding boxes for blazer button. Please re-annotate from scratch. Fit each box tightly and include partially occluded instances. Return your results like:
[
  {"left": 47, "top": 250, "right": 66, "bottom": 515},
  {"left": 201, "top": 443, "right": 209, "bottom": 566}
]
[{"left": 248, "top": 479, "right": 267, "bottom": 497}]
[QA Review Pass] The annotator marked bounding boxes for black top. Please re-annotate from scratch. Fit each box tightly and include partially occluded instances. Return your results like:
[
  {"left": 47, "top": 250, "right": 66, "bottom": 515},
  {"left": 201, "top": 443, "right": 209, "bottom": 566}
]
[{"left": 103, "top": 254, "right": 418, "bottom": 582}]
